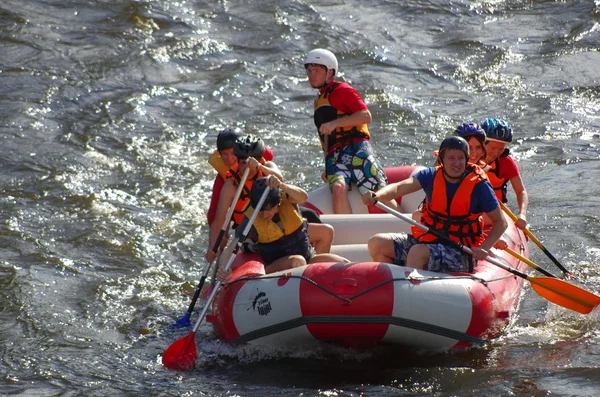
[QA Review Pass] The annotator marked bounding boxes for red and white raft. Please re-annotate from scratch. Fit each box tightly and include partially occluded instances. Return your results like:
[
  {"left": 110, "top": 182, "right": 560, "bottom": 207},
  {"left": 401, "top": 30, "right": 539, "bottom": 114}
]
[{"left": 207, "top": 166, "right": 530, "bottom": 351}]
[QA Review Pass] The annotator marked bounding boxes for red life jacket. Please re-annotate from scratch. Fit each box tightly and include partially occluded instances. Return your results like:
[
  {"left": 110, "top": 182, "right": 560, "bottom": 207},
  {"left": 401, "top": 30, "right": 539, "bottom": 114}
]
[
  {"left": 485, "top": 156, "right": 509, "bottom": 204},
  {"left": 412, "top": 164, "right": 488, "bottom": 247}
]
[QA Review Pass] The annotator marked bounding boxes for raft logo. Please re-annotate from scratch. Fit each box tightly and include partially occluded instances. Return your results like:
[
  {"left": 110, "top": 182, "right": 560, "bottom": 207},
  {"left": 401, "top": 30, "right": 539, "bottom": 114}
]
[{"left": 249, "top": 289, "right": 272, "bottom": 316}]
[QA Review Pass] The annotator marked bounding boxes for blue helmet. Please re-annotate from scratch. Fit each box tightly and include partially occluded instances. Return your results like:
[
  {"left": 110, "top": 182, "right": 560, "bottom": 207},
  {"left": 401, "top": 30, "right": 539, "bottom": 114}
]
[
  {"left": 454, "top": 122, "right": 486, "bottom": 141},
  {"left": 481, "top": 118, "right": 513, "bottom": 144}
]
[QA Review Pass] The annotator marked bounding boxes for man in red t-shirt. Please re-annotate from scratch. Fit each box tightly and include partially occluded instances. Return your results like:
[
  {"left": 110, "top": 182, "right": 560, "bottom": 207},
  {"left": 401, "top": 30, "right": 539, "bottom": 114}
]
[{"left": 303, "top": 48, "right": 398, "bottom": 214}]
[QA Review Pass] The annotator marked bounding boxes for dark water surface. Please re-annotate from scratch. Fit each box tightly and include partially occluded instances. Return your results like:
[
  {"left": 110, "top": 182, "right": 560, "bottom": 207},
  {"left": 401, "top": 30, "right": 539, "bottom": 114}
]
[{"left": 1, "top": 0, "right": 600, "bottom": 396}]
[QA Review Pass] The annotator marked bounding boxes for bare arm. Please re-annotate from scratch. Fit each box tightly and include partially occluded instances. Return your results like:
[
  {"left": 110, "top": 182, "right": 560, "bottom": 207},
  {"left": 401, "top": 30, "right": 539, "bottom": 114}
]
[
  {"left": 471, "top": 206, "right": 508, "bottom": 260},
  {"left": 509, "top": 174, "right": 528, "bottom": 228},
  {"left": 261, "top": 160, "right": 283, "bottom": 181},
  {"left": 280, "top": 182, "right": 308, "bottom": 204},
  {"left": 319, "top": 109, "right": 372, "bottom": 135},
  {"left": 206, "top": 180, "right": 236, "bottom": 262},
  {"left": 362, "top": 176, "right": 423, "bottom": 206}
]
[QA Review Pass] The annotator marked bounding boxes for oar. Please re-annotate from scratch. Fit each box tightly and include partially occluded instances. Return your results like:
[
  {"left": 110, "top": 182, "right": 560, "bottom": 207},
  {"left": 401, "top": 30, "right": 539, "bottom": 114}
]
[
  {"left": 173, "top": 167, "right": 250, "bottom": 328},
  {"left": 504, "top": 247, "right": 556, "bottom": 278},
  {"left": 374, "top": 201, "right": 600, "bottom": 315},
  {"left": 499, "top": 202, "right": 572, "bottom": 276},
  {"left": 162, "top": 185, "right": 271, "bottom": 371}
]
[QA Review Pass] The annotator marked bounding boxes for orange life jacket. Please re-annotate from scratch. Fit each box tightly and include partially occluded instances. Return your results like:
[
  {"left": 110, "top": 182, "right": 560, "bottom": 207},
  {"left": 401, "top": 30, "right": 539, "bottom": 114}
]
[
  {"left": 313, "top": 82, "right": 371, "bottom": 154},
  {"left": 226, "top": 163, "right": 265, "bottom": 227},
  {"left": 412, "top": 164, "right": 488, "bottom": 247},
  {"left": 485, "top": 158, "right": 508, "bottom": 203}
]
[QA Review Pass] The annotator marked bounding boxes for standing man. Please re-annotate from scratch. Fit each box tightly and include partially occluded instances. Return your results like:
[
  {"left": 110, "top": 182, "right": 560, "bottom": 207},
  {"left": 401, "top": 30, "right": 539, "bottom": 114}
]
[
  {"left": 304, "top": 48, "right": 398, "bottom": 214},
  {"left": 362, "top": 136, "right": 507, "bottom": 273}
]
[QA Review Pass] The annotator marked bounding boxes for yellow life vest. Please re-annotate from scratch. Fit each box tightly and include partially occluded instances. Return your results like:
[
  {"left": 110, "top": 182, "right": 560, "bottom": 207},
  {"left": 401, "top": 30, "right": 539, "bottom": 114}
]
[
  {"left": 208, "top": 150, "right": 230, "bottom": 179},
  {"left": 244, "top": 195, "right": 304, "bottom": 243},
  {"left": 313, "top": 82, "right": 371, "bottom": 154}
]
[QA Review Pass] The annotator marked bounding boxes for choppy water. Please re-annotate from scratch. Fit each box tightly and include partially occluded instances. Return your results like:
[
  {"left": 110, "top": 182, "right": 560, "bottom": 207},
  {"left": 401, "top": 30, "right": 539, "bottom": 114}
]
[{"left": 1, "top": 0, "right": 600, "bottom": 396}]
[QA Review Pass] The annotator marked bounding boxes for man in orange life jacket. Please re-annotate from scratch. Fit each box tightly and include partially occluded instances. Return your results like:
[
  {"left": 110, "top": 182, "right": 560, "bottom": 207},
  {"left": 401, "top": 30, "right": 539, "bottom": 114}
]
[
  {"left": 304, "top": 48, "right": 399, "bottom": 214},
  {"left": 206, "top": 135, "right": 283, "bottom": 263},
  {"left": 206, "top": 128, "right": 274, "bottom": 228},
  {"left": 362, "top": 136, "right": 507, "bottom": 272},
  {"left": 217, "top": 175, "right": 349, "bottom": 281},
  {"left": 481, "top": 118, "right": 529, "bottom": 230}
]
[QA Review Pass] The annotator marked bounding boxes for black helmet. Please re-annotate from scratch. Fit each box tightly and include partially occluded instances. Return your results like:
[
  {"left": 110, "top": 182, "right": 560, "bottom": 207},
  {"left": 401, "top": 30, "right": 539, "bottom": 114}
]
[
  {"left": 481, "top": 118, "right": 513, "bottom": 144},
  {"left": 250, "top": 177, "right": 282, "bottom": 211},
  {"left": 216, "top": 128, "right": 243, "bottom": 152},
  {"left": 439, "top": 136, "right": 470, "bottom": 164},
  {"left": 234, "top": 135, "right": 266, "bottom": 159}
]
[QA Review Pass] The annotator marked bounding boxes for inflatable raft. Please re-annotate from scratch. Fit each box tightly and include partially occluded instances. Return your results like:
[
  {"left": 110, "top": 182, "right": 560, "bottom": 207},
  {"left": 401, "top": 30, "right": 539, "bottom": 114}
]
[{"left": 207, "top": 166, "right": 530, "bottom": 350}]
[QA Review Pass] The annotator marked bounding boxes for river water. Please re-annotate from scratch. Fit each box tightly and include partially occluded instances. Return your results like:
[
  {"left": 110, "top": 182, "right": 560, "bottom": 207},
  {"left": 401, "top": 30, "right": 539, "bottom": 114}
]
[{"left": 1, "top": 0, "right": 600, "bottom": 396}]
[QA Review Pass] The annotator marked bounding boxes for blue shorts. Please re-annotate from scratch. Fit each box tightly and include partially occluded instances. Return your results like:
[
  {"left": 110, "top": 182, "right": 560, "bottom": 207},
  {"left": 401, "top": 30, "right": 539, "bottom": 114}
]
[
  {"left": 390, "top": 234, "right": 471, "bottom": 273},
  {"left": 325, "top": 140, "right": 388, "bottom": 192}
]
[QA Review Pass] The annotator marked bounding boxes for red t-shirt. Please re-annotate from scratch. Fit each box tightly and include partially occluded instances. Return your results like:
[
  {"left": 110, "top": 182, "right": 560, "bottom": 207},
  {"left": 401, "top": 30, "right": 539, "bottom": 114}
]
[
  {"left": 321, "top": 81, "right": 369, "bottom": 115},
  {"left": 497, "top": 155, "right": 520, "bottom": 181},
  {"left": 206, "top": 174, "right": 225, "bottom": 227}
]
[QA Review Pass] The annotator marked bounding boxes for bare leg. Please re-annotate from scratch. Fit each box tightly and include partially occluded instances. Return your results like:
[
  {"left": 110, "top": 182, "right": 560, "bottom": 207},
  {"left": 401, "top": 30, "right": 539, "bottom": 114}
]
[
  {"left": 265, "top": 255, "right": 307, "bottom": 274},
  {"left": 367, "top": 233, "right": 396, "bottom": 263},
  {"left": 406, "top": 244, "right": 430, "bottom": 270},
  {"left": 309, "top": 253, "right": 350, "bottom": 263},
  {"left": 308, "top": 223, "right": 334, "bottom": 254},
  {"left": 331, "top": 180, "right": 352, "bottom": 214}
]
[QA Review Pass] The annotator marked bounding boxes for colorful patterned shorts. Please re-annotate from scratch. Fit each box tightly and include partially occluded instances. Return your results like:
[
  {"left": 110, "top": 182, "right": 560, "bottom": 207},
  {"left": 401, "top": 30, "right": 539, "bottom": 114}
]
[
  {"left": 390, "top": 233, "right": 471, "bottom": 273},
  {"left": 325, "top": 140, "right": 388, "bottom": 193}
]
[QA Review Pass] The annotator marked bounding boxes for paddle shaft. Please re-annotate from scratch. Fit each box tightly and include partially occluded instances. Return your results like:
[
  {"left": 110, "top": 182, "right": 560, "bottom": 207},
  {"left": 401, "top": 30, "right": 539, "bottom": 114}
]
[
  {"left": 190, "top": 186, "right": 271, "bottom": 334},
  {"left": 183, "top": 167, "right": 250, "bottom": 318},
  {"left": 499, "top": 202, "right": 570, "bottom": 274},
  {"left": 504, "top": 247, "right": 555, "bottom": 278},
  {"left": 374, "top": 202, "right": 532, "bottom": 280},
  {"left": 375, "top": 201, "right": 600, "bottom": 314}
]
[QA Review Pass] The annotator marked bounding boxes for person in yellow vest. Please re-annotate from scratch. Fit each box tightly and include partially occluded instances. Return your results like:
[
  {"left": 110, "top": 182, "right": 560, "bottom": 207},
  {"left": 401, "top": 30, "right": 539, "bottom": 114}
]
[
  {"left": 362, "top": 136, "right": 507, "bottom": 273},
  {"left": 217, "top": 175, "right": 349, "bottom": 280},
  {"left": 303, "top": 48, "right": 399, "bottom": 214},
  {"left": 206, "top": 129, "right": 244, "bottom": 227}
]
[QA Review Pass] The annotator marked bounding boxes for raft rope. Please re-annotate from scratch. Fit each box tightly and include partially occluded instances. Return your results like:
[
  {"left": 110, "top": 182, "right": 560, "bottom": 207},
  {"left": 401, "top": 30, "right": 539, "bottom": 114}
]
[{"left": 222, "top": 271, "right": 516, "bottom": 346}]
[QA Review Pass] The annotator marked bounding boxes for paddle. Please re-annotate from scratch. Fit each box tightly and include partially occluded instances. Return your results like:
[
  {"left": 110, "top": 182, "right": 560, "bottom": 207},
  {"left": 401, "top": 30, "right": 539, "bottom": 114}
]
[
  {"left": 374, "top": 201, "right": 600, "bottom": 315},
  {"left": 499, "top": 202, "right": 572, "bottom": 276},
  {"left": 173, "top": 167, "right": 250, "bottom": 328},
  {"left": 504, "top": 247, "right": 556, "bottom": 278},
  {"left": 162, "top": 185, "right": 271, "bottom": 371}
]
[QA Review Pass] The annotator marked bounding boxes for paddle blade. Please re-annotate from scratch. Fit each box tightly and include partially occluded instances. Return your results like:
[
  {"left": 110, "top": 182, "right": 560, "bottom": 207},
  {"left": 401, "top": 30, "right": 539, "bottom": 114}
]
[
  {"left": 529, "top": 276, "right": 600, "bottom": 315},
  {"left": 173, "top": 312, "right": 192, "bottom": 328},
  {"left": 162, "top": 332, "right": 197, "bottom": 371}
]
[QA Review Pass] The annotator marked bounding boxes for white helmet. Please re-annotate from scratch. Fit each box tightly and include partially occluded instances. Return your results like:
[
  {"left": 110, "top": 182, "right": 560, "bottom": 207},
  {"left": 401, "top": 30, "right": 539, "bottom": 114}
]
[{"left": 304, "top": 48, "right": 338, "bottom": 76}]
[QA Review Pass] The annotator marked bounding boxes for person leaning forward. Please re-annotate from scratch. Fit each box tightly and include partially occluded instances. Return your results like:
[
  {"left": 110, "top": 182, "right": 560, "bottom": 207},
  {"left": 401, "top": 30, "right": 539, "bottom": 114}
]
[
  {"left": 362, "top": 136, "right": 508, "bottom": 273},
  {"left": 206, "top": 135, "right": 283, "bottom": 263},
  {"left": 217, "top": 175, "right": 349, "bottom": 281},
  {"left": 303, "top": 48, "right": 399, "bottom": 214}
]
